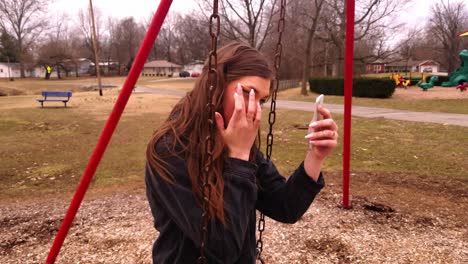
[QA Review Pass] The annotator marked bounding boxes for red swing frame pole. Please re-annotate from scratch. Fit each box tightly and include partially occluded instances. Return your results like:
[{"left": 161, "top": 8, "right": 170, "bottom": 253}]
[
  {"left": 45, "top": 1, "right": 173, "bottom": 263},
  {"left": 343, "top": 0, "right": 355, "bottom": 209}
]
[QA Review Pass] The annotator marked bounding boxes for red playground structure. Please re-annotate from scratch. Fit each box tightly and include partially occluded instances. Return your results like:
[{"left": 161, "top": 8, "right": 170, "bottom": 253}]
[{"left": 456, "top": 82, "right": 468, "bottom": 92}]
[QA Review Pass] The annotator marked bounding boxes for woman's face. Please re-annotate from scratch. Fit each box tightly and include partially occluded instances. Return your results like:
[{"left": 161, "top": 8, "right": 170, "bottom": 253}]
[{"left": 222, "top": 76, "right": 271, "bottom": 124}]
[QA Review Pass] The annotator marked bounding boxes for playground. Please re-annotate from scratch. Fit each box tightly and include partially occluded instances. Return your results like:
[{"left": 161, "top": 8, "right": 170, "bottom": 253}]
[
  {"left": 0, "top": 77, "right": 467, "bottom": 263},
  {"left": 1, "top": 0, "right": 467, "bottom": 262}
]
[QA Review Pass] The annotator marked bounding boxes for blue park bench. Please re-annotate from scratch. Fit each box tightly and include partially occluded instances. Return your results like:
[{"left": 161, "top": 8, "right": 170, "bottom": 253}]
[{"left": 37, "top": 91, "right": 73, "bottom": 107}]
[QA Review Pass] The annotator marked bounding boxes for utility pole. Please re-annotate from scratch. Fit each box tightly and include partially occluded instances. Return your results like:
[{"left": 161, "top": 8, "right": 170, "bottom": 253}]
[{"left": 89, "top": 0, "right": 103, "bottom": 96}]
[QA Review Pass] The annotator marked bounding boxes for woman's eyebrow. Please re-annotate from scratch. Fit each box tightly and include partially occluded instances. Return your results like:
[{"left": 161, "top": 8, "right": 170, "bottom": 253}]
[{"left": 241, "top": 84, "right": 269, "bottom": 99}]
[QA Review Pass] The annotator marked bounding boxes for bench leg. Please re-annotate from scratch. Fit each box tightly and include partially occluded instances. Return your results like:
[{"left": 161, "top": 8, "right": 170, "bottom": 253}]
[
  {"left": 41, "top": 102, "right": 44, "bottom": 107},
  {"left": 64, "top": 102, "right": 67, "bottom": 107}
]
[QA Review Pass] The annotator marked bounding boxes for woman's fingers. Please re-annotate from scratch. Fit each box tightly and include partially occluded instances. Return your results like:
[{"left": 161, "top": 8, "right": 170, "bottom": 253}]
[
  {"left": 308, "top": 139, "right": 338, "bottom": 147},
  {"left": 305, "top": 129, "right": 338, "bottom": 140},
  {"left": 309, "top": 118, "right": 338, "bottom": 132},
  {"left": 254, "top": 102, "right": 262, "bottom": 126},
  {"left": 246, "top": 88, "right": 256, "bottom": 121},
  {"left": 231, "top": 84, "right": 245, "bottom": 123},
  {"left": 215, "top": 112, "right": 225, "bottom": 132}
]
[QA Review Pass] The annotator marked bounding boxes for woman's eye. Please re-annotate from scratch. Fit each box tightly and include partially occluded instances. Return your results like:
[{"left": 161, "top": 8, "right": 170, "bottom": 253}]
[{"left": 259, "top": 99, "right": 266, "bottom": 106}]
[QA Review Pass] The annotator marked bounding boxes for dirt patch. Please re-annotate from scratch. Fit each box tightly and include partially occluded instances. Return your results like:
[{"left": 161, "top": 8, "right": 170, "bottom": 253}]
[
  {"left": 392, "top": 86, "right": 468, "bottom": 100},
  {"left": 304, "top": 235, "right": 353, "bottom": 263},
  {"left": 0, "top": 171, "right": 467, "bottom": 263},
  {"left": 322, "top": 171, "right": 468, "bottom": 229},
  {"left": 0, "top": 90, "right": 180, "bottom": 120}
]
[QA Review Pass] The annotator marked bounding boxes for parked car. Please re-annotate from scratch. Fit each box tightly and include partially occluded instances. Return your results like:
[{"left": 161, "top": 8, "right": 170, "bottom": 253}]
[
  {"left": 179, "top": 71, "right": 190, "bottom": 77},
  {"left": 191, "top": 72, "right": 200, "bottom": 77}
]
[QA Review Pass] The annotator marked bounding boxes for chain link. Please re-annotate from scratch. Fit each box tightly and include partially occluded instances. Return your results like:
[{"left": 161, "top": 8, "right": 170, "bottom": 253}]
[
  {"left": 256, "top": 0, "right": 286, "bottom": 262},
  {"left": 198, "top": 1, "right": 219, "bottom": 263}
]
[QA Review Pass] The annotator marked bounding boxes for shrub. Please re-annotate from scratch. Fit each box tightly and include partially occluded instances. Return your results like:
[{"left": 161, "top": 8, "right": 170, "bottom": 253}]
[
  {"left": 309, "top": 77, "right": 395, "bottom": 98},
  {"left": 434, "top": 75, "right": 450, "bottom": 86}
]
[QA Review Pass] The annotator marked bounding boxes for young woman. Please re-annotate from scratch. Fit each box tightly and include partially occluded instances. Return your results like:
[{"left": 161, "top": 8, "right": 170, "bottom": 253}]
[{"left": 146, "top": 42, "right": 338, "bottom": 263}]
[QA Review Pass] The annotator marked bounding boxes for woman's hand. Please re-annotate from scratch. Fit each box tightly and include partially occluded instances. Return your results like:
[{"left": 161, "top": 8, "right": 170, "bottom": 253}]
[
  {"left": 215, "top": 83, "right": 261, "bottom": 161},
  {"left": 303, "top": 105, "right": 338, "bottom": 180}
]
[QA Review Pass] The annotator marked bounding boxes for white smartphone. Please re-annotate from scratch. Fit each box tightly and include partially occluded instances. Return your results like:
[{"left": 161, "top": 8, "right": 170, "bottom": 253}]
[
  {"left": 309, "top": 94, "right": 324, "bottom": 150},
  {"left": 312, "top": 94, "right": 324, "bottom": 126}
]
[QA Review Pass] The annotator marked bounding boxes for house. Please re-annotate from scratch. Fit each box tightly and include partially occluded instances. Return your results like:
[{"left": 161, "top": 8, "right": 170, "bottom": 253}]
[
  {"left": 366, "top": 59, "right": 386, "bottom": 73},
  {"left": 89, "top": 60, "right": 120, "bottom": 75},
  {"left": 0, "top": 63, "right": 21, "bottom": 78},
  {"left": 366, "top": 59, "right": 440, "bottom": 73},
  {"left": 184, "top": 60, "right": 204, "bottom": 74},
  {"left": 142, "top": 60, "right": 182, "bottom": 77},
  {"left": 416, "top": 60, "right": 440, "bottom": 73},
  {"left": 385, "top": 59, "right": 441, "bottom": 73},
  {"left": 63, "top": 58, "right": 93, "bottom": 75}
]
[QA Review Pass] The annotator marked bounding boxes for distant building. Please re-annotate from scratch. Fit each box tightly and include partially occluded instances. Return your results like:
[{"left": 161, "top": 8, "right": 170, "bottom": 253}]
[
  {"left": 0, "top": 63, "right": 21, "bottom": 78},
  {"left": 366, "top": 59, "right": 440, "bottom": 73},
  {"left": 142, "top": 60, "right": 182, "bottom": 76},
  {"left": 184, "top": 61, "right": 204, "bottom": 74},
  {"left": 0, "top": 59, "right": 94, "bottom": 78},
  {"left": 366, "top": 59, "right": 386, "bottom": 73},
  {"left": 64, "top": 58, "right": 93, "bottom": 75},
  {"left": 89, "top": 60, "right": 120, "bottom": 75}
]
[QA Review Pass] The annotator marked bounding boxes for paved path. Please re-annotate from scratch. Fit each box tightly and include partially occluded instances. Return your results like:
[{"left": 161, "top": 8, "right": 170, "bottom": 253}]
[{"left": 134, "top": 86, "right": 468, "bottom": 127}]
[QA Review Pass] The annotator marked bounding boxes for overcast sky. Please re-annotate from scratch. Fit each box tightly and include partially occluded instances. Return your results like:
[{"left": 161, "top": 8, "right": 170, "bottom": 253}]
[
  {"left": 49, "top": 0, "right": 441, "bottom": 24},
  {"left": 49, "top": 0, "right": 197, "bottom": 24},
  {"left": 49, "top": 0, "right": 448, "bottom": 41}
]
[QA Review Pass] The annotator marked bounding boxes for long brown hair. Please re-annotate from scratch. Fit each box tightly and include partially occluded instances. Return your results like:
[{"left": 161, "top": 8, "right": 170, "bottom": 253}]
[{"left": 146, "top": 42, "right": 273, "bottom": 223}]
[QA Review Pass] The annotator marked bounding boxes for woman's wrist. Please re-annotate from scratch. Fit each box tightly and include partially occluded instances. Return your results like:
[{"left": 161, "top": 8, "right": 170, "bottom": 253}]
[{"left": 304, "top": 151, "right": 325, "bottom": 181}]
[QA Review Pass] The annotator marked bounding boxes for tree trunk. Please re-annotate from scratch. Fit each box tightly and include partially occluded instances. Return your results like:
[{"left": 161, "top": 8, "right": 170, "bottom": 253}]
[
  {"left": 75, "top": 62, "right": 79, "bottom": 77},
  {"left": 335, "top": 47, "right": 345, "bottom": 77},
  {"left": 301, "top": 33, "right": 314, "bottom": 96},
  {"left": 56, "top": 63, "right": 61, "bottom": 79},
  {"left": 18, "top": 39, "right": 26, "bottom": 78}
]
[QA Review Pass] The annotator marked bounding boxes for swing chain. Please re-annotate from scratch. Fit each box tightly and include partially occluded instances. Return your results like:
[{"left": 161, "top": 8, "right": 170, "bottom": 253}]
[
  {"left": 198, "top": 0, "right": 220, "bottom": 263},
  {"left": 256, "top": 0, "right": 286, "bottom": 262}
]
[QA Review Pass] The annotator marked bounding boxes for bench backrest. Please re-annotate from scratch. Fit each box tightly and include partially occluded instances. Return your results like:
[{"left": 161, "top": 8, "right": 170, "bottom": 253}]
[{"left": 42, "top": 91, "right": 72, "bottom": 98}]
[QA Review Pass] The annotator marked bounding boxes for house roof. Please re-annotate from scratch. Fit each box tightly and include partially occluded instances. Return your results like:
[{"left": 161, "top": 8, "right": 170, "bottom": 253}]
[
  {"left": 385, "top": 59, "right": 440, "bottom": 67},
  {"left": 144, "top": 60, "right": 182, "bottom": 68}
]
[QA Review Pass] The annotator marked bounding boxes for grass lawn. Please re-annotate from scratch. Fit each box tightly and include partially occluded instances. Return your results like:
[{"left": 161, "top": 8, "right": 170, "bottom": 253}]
[
  {"left": 1, "top": 90, "right": 467, "bottom": 201},
  {"left": 0, "top": 76, "right": 168, "bottom": 95},
  {"left": 276, "top": 87, "right": 468, "bottom": 115},
  {"left": 3, "top": 77, "right": 468, "bottom": 114}
]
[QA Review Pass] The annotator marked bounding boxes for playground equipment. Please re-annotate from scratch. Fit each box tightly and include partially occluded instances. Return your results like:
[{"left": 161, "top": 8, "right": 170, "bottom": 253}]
[
  {"left": 391, "top": 73, "right": 410, "bottom": 88},
  {"left": 441, "top": 50, "right": 468, "bottom": 87},
  {"left": 457, "top": 82, "right": 467, "bottom": 92},
  {"left": 418, "top": 75, "right": 438, "bottom": 91}
]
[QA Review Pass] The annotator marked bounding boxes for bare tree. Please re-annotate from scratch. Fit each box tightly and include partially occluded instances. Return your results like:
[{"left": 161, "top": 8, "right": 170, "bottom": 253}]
[
  {"left": 171, "top": 13, "right": 210, "bottom": 64},
  {"left": 160, "top": 14, "right": 176, "bottom": 62},
  {"left": 198, "top": 0, "right": 277, "bottom": 50},
  {"left": 291, "top": 0, "right": 325, "bottom": 95},
  {"left": 37, "top": 13, "right": 75, "bottom": 79},
  {"left": 319, "top": 0, "right": 405, "bottom": 76},
  {"left": 0, "top": 29, "right": 17, "bottom": 63},
  {"left": 0, "top": 0, "right": 48, "bottom": 77},
  {"left": 109, "top": 17, "right": 144, "bottom": 75},
  {"left": 429, "top": 0, "right": 468, "bottom": 73},
  {"left": 77, "top": 6, "right": 104, "bottom": 74},
  {"left": 395, "top": 27, "right": 423, "bottom": 73}
]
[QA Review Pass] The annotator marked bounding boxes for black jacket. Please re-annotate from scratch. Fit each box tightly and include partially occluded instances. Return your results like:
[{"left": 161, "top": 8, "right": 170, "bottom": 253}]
[{"left": 145, "top": 140, "right": 325, "bottom": 263}]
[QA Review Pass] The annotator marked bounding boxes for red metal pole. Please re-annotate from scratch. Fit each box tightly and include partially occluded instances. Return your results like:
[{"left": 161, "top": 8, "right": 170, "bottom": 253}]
[
  {"left": 343, "top": 0, "right": 355, "bottom": 209},
  {"left": 45, "top": 1, "right": 173, "bottom": 263}
]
